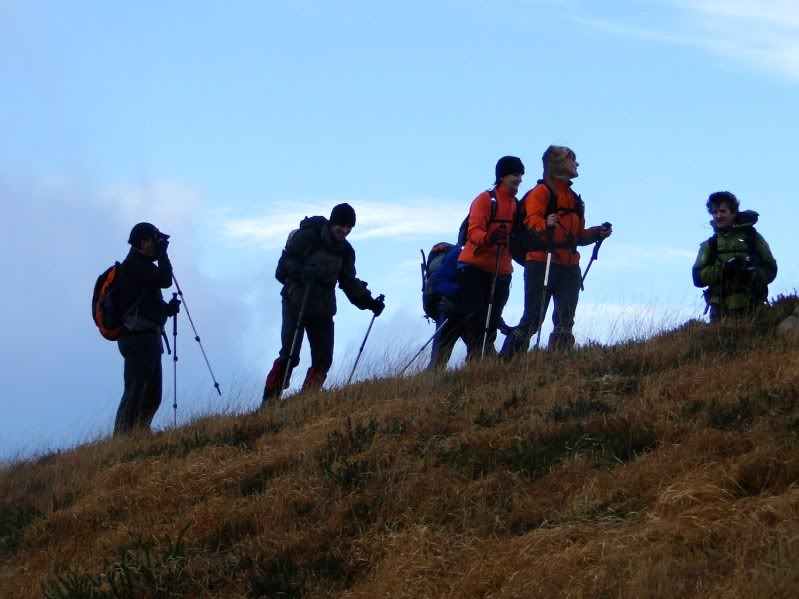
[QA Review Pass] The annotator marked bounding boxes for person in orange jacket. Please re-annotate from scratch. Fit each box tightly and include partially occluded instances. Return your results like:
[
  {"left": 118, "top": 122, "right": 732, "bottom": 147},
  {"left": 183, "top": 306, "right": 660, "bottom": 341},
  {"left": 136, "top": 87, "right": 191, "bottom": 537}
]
[
  {"left": 450, "top": 155, "right": 523, "bottom": 361},
  {"left": 500, "top": 146, "right": 612, "bottom": 358}
]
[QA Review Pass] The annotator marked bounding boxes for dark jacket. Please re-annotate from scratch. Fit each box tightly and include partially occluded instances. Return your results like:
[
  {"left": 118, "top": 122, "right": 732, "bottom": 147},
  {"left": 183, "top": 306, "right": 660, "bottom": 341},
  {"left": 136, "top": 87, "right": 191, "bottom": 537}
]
[
  {"left": 276, "top": 216, "right": 373, "bottom": 319},
  {"left": 117, "top": 248, "right": 173, "bottom": 332}
]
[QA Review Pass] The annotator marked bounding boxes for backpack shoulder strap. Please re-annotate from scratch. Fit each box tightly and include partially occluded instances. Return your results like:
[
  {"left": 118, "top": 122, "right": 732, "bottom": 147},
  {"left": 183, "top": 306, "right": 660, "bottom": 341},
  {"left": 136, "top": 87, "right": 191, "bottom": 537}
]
[
  {"left": 487, "top": 188, "right": 497, "bottom": 223},
  {"left": 707, "top": 234, "right": 718, "bottom": 263},
  {"left": 745, "top": 226, "right": 759, "bottom": 256},
  {"left": 536, "top": 180, "right": 558, "bottom": 217}
]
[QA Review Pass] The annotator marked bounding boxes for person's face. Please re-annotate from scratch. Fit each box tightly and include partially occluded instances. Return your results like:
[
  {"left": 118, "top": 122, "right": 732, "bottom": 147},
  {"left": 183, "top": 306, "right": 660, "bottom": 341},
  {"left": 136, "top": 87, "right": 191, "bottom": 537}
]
[
  {"left": 712, "top": 202, "right": 736, "bottom": 229},
  {"left": 563, "top": 155, "right": 579, "bottom": 179},
  {"left": 139, "top": 238, "right": 158, "bottom": 257},
  {"left": 330, "top": 224, "right": 352, "bottom": 241},
  {"left": 500, "top": 172, "right": 523, "bottom": 195}
]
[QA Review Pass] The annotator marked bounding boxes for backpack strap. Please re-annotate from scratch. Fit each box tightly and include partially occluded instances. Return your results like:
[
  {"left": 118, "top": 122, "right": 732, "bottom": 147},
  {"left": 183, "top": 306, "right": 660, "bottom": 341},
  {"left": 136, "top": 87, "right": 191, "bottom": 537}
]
[{"left": 487, "top": 188, "right": 498, "bottom": 223}]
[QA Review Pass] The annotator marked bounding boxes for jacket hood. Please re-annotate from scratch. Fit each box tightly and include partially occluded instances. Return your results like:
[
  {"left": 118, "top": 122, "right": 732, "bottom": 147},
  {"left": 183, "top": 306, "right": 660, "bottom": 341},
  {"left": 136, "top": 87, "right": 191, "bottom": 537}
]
[{"left": 711, "top": 209, "right": 759, "bottom": 233}]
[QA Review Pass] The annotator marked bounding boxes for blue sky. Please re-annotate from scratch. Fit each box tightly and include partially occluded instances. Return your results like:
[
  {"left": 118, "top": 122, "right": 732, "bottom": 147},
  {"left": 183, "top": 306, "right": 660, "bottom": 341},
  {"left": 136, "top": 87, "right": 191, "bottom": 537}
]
[{"left": 1, "top": 0, "right": 796, "bottom": 458}]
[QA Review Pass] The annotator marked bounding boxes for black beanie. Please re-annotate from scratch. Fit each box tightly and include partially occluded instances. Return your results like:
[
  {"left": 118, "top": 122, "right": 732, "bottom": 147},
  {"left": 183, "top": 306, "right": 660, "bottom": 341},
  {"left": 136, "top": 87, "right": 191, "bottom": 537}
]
[
  {"left": 329, "top": 203, "right": 356, "bottom": 227},
  {"left": 128, "top": 222, "right": 160, "bottom": 245},
  {"left": 495, "top": 156, "right": 525, "bottom": 184}
]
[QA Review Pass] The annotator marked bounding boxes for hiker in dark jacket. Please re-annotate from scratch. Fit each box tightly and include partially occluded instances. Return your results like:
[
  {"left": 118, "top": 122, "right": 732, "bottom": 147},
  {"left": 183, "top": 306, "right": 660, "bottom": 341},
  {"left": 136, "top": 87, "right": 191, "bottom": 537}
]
[
  {"left": 693, "top": 191, "right": 777, "bottom": 322},
  {"left": 500, "top": 145, "right": 612, "bottom": 359},
  {"left": 114, "top": 222, "right": 181, "bottom": 435},
  {"left": 263, "top": 203, "right": 385, "bottom": 402}
]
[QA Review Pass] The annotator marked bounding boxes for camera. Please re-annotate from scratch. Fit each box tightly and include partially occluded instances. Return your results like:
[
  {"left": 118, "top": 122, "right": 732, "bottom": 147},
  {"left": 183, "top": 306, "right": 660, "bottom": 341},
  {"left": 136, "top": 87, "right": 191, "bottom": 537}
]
[{"left": 154, "top": 231, "right": 171, "bottom": 256}]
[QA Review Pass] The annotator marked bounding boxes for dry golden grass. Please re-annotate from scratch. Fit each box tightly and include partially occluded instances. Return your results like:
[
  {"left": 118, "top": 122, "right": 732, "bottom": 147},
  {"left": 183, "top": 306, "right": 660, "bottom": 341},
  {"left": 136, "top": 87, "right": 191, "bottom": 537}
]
[{"left": 2, "top": 298, "right": 798, "bottom": 598}]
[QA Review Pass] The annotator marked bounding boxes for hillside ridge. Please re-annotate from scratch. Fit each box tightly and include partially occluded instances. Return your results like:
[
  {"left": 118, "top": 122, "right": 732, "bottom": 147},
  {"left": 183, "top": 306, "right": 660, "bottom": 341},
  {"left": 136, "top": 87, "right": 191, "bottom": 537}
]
[{"left": 2, "top": 298, "right": 798, "bottom": 598}]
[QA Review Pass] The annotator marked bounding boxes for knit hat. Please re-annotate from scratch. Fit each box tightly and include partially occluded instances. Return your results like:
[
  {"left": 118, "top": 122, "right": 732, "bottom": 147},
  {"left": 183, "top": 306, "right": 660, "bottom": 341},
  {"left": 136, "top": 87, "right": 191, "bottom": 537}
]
[
  {"left": 128, "top": 222, "right": 160, "bottom": 245},
  {"left": 329, "top": 203, "right": 356, "bottom": 228},
  {"left": 495, "top": 156, "right": 525, "bottom": 184}
]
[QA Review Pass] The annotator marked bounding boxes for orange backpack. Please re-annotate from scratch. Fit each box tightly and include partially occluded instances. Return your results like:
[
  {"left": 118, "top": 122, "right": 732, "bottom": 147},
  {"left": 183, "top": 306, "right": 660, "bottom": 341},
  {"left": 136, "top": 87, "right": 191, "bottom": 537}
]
[{"left": 92, "top": 263, "right": 124, "bottom": 340}]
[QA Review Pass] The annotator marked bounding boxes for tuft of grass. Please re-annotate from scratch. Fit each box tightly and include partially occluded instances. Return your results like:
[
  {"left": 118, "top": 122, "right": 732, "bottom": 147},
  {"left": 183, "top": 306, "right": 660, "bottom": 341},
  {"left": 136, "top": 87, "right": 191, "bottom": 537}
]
[
  {"left": 0, "top": 503, "right": 40, "bottom": 555},
  {"left": 43, "top": 526, "right": 190, "bottom": 599}
]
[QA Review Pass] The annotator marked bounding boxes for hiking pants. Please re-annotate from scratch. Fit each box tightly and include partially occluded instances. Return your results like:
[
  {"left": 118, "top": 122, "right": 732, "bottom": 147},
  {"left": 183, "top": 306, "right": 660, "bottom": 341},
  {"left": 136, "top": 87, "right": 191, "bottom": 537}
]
[
  {"left": 115, "top": 332, "right": 163, "bottom": 435},
  {"left": 500, "top": 261, "right": 581, "bottom": 359},
  {"left": 457, "top": 265, "right": 511, "bottom": 361},
  {"left": 279, "top": 297, "right": 335, "bottom": 374}
]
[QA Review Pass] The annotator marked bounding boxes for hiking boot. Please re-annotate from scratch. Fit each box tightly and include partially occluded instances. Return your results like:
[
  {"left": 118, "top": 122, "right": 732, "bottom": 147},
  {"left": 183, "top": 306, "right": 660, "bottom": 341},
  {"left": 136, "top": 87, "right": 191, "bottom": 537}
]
[
  {"left": 301, "top": 367, "right": 327, "bottom": 392},
  {"left": 262, "top": 358, "right": 289, "bottom": 404}
]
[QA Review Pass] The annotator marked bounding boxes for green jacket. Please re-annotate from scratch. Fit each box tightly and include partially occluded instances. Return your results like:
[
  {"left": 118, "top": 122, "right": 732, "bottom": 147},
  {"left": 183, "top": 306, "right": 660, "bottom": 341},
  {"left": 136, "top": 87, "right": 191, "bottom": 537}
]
[{"left": 692, "top": 211, "right": 777, "bottom": 313}]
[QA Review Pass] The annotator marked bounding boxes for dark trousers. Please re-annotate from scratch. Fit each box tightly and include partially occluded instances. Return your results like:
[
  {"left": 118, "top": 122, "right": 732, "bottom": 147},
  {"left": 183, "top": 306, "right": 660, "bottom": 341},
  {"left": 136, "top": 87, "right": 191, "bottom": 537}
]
[
  {"left": 280, "top": 298, "right": 335, "bottom": 374},
  {"left": 428, "top": 313, "right": 464, "bottom": 370},
  {"left": 456, "top": 265, "right": 511, "bottom": 361},
  {"left": 115, "top": 333, "right": 163, "bottom": 435},
  {"left": 500, "top": 261, "right": 581, "bottom": 358}
]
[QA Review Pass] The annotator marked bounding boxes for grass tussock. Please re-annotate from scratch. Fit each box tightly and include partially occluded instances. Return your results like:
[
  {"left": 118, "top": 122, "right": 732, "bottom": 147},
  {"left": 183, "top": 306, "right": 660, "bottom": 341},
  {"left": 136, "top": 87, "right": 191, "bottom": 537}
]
[{"left": 1, "top": 296, "right": 798, "bottom": 598}]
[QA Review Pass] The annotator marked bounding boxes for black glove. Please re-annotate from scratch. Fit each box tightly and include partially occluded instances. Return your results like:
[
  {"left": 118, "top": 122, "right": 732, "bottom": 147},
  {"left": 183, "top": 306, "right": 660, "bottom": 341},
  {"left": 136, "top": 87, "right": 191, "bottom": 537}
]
[
  {"left": 301, "top": 264, "right": 320, "bottom": 285},
  {"left": 369, "top": 295, "right": 385, "bottom": 317},
  {"left": 166, "top": 297, "right": 181, "bottom": 316},
  {"left": 488, "top": 229, "right": 508, "bottom": 247}
]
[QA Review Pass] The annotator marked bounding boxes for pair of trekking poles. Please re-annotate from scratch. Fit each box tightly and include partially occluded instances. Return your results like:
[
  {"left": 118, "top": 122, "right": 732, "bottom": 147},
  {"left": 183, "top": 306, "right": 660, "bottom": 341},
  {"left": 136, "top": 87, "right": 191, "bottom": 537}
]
[
  {"left": 399, "top": 221, "right": 611, "bottom": 374},
  {"left": 168, "top": 274, "right": 222, "bottom": 425},
  {"left": 526, "top": 222, "right": 612, "bottom": 350},
  {"left": 275, "top": 282, "right": 386, "bottom": 401}
]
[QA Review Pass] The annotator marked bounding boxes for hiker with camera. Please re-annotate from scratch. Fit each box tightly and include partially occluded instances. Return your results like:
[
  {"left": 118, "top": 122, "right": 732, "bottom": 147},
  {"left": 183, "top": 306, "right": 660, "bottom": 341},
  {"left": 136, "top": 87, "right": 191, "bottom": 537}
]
[
  {"left": 692, "top": 191, "right": 777, "bottom": 322},
  {"left": 454, "top": 156, "right": 523, "bottom": 361},
  {"left": 113, "top": 222, "right": 181, "bottom": 435},
  {"left": 500, "top": 145, "right": 612, "bottom": 358},
  {"left": 263, "top": 203, "right": 386, "bottom": 402}
]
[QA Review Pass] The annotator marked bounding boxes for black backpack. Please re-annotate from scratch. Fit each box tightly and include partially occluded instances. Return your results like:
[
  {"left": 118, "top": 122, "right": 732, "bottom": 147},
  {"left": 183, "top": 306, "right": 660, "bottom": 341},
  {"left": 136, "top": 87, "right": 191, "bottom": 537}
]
[
  {"left": 508, "top": 181, "right": 586, "bottom": 266},
  {"left": 275, "top": 216, "right": 327, "bottom": 284}
]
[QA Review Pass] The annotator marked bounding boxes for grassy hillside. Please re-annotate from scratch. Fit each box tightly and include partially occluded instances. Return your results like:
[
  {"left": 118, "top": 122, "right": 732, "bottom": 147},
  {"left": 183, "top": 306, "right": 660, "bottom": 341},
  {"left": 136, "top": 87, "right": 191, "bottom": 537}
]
[{"left": 2, "top": 298, "right": 798, "bottom": 599}]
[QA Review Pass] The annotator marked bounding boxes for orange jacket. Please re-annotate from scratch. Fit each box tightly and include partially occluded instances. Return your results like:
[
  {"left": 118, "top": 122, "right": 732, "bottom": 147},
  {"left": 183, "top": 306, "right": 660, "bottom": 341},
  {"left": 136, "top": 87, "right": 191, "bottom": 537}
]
[
  {"left": 523, "top": 180, "right": 601, "bottom": 265},
  {"left": 458, "top": 185, "right": 517, "bottom": 275}
]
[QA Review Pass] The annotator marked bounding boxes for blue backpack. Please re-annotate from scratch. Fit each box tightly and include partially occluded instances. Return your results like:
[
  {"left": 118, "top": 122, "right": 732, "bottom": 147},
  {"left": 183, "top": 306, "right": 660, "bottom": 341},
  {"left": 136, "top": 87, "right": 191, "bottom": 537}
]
[{"left": 420, "top": 242, "right": 461, "bottom": 320}]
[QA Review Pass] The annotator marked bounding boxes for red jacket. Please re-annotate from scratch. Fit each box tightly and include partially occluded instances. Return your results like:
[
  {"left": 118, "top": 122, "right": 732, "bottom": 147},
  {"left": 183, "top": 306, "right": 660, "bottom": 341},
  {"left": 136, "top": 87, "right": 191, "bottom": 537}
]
[
  {"left": 523, "top": 180, "right": 600, "bottom": 266},
  {"left": 458, "top": 185, "right": 517, "bottom": 275}
]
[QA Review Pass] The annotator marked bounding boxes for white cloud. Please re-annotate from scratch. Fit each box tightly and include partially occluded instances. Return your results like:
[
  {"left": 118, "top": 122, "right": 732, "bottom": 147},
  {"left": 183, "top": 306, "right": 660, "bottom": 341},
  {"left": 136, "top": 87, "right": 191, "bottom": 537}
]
[
  {"left": 98, "top": 179, "right": 203, "bottom": 233},
  {"left": 577, "top": 0, "right": 799, "bottom": 80},
  {"left": 222, "top": 198, "right": 467, "bottom": 248}
]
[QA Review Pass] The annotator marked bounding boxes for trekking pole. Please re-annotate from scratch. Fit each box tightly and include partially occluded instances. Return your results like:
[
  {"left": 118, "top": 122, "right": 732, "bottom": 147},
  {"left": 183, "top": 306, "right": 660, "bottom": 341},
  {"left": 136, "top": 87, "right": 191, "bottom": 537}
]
[
  {"left": 277, "top": 283, "right": 311, "bottom": 401},
  {"left": 535, "top": 225, "right": 556, "bottom": 350},
  {"left": 580, "top": 222, "right": 611, "bottom": 290},
  {"left": 481, "top": 230, "right": 505, "bottom": 360},
  {"left": 172, "top": 275, "right": 222, "bottom": 396},
  {"left": 346, "top": 294, "right": 384, "bottom": 386},
  {"left": 399, "top": 318, "right": 449, "bottom": 376},
  {"left": 171, "top": 292, "right": 178, "bottom": 427}
]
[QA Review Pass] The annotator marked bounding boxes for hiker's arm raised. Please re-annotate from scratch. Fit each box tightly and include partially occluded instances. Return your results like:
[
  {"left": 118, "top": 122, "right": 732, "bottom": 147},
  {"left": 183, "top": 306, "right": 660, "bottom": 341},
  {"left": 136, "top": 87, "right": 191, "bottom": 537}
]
[{"left": 127, "top": 254, "right": 173, "bottom": 289}]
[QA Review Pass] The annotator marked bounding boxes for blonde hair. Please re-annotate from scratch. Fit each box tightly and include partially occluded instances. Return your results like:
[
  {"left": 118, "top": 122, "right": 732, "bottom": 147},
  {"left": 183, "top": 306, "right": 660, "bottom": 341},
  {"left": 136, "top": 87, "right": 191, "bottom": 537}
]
[{"left": 542, "top": 145, "right": 576, "bottom": 187}]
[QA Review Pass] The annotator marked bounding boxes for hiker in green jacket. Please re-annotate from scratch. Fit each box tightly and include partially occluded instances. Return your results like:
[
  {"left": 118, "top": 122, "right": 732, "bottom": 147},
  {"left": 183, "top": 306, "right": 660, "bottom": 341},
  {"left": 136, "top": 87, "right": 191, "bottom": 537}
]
[{"left": 692, "top": 191, "right": 777, "bottom": 322}]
